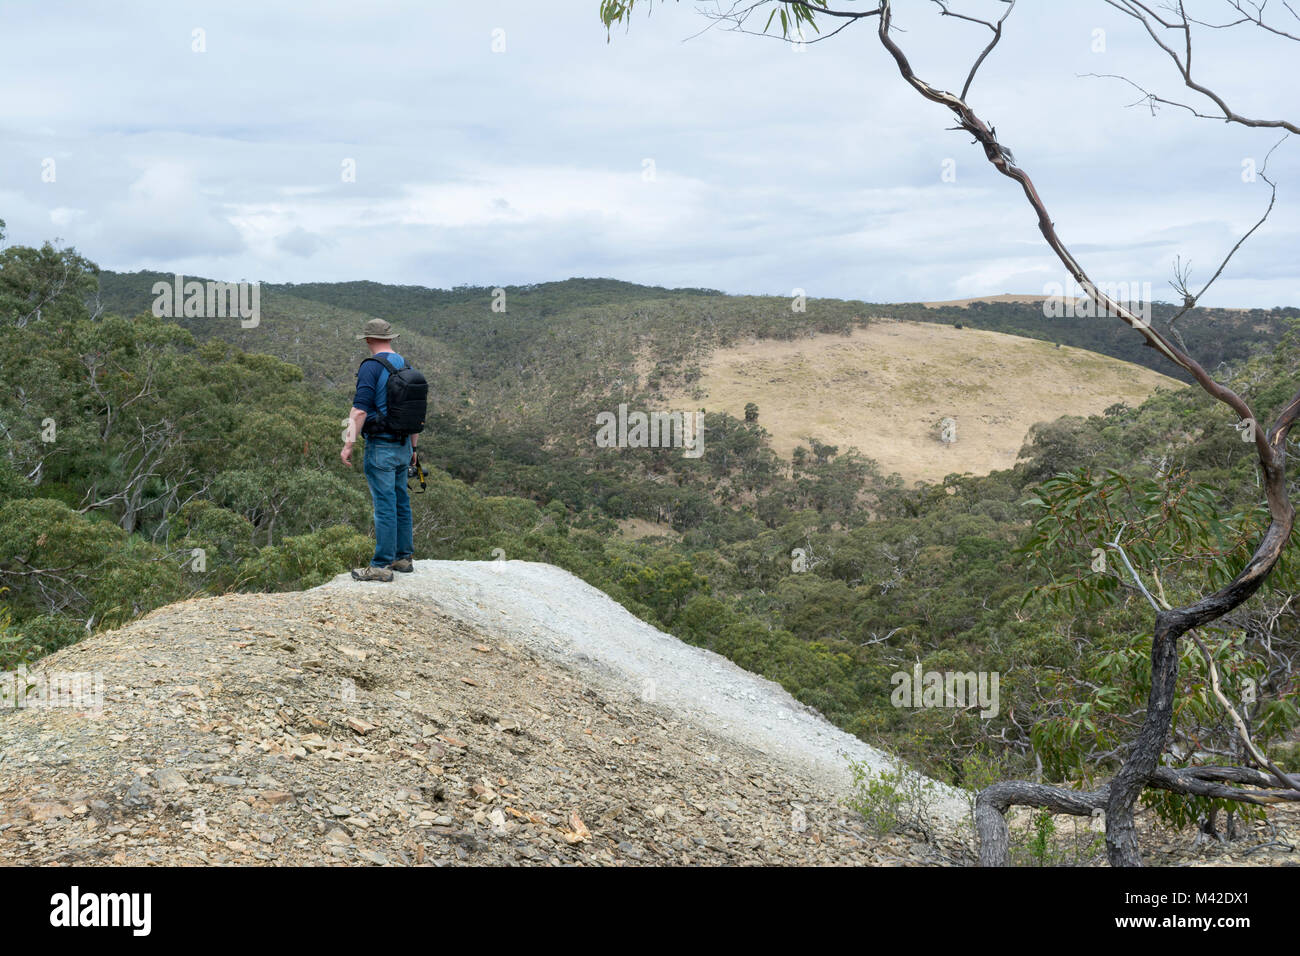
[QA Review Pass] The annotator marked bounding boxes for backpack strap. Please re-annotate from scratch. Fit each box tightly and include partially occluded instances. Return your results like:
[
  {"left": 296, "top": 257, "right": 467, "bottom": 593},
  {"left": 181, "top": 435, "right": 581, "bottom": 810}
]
[
  {"left": 360, "top": 354, "right": 403, "bottom": 438},
  {"left": 363, "top": 354, "right": 398, "bottom": 375}
]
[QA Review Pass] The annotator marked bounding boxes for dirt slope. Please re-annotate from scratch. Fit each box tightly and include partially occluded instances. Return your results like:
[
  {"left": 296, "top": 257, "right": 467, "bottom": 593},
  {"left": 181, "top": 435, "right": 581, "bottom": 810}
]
[
  {"left": 661, "top": 319, "right": 1182, "bottom": 483},
  {"left": 0, "top": 582, "right": 965, "bottom": 867},
  {"left": 321, "top": 561, "right": 967, "bottom": 822}
]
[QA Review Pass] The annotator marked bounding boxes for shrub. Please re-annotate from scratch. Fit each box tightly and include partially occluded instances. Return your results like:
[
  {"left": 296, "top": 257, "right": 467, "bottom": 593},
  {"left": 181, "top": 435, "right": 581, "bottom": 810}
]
[{"left": 844, "top": 755, "right": 937, "bottom": 839}]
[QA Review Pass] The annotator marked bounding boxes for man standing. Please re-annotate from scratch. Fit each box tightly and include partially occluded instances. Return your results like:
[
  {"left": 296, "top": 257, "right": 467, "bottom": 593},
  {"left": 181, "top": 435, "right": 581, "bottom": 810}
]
[{"left": 342, "top": 318, "right": 417, "bottom": 582}]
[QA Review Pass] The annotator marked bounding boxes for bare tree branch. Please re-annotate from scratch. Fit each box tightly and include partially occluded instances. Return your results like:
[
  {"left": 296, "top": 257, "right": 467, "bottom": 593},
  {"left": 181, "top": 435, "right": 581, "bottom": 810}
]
[
  {"left": 1102, "top": 0, "right": 1300, "bottom": 133},
  {"left": 1164, "top": 134, "right": 1286, "bottom": 327},
  {"left": 931, "top": 0, "right": 1015, "bottom": 99}
]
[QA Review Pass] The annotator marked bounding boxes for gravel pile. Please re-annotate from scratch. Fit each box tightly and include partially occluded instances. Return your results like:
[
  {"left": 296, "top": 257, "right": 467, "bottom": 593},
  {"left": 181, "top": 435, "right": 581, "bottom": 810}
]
[
  {"left": 323, "top": 560, "right": 968, "bottom": 823},
  {"left": 0, "top": 587, "right": 966, "bottom": 866}
]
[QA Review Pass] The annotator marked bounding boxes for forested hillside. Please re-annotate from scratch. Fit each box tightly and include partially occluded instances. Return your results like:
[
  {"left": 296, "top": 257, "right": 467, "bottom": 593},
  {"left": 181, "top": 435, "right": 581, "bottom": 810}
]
[
  {"left": 97, "top": 270, "right": 1300, "bottom": 394},
  {"left": 6, "top": 232, "right": 1300, "bottom": 835}
]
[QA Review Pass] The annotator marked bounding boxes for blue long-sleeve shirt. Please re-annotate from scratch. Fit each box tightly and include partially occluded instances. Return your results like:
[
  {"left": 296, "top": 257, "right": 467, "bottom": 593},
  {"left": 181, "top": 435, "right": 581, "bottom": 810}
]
[{"left": 352, "top": 350, "right": 406, "bottom": 431}]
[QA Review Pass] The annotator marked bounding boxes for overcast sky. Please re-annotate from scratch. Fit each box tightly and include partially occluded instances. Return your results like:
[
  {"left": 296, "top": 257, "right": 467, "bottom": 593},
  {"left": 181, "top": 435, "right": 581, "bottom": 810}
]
[{"left": 2, "top": 0, "right": 1296, "bottom": 306}]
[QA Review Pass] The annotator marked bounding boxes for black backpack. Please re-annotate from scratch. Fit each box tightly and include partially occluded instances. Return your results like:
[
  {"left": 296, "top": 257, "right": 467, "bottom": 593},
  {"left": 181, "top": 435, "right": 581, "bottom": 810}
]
[{"left": 362, "top": 354, "right": 428, "bottom": 438}]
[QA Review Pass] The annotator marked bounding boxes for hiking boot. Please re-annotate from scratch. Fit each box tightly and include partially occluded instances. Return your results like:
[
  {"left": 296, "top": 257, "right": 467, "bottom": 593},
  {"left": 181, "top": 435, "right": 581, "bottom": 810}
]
[
  {"left": 388, "top": 557, "right": 414, "bottom": 573},
  {"left": 351, "top": 566, "right": 394, "bottom": 582}
]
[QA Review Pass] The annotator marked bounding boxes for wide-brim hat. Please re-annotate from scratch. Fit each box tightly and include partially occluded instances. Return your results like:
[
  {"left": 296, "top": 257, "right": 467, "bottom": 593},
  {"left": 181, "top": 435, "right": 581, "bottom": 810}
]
[{"left": 356, "top": 318, "right": 400, "bottom": 340}]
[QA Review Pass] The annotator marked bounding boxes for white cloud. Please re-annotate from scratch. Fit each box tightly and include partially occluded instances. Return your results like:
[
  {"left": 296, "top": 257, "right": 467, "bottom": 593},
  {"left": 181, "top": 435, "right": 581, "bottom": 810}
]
[
  {"left": 95, "top": 161, "right": 245, "bottom": 260},
  {"left": 0, "top": 0, "right": 1293, "bottom": 307}
]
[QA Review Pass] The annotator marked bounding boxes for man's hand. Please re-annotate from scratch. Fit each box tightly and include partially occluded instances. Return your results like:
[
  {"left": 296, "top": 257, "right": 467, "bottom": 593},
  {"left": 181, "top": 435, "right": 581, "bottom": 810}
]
[{"left": 342, "top": 407, "right": 366, "bottom": 468}]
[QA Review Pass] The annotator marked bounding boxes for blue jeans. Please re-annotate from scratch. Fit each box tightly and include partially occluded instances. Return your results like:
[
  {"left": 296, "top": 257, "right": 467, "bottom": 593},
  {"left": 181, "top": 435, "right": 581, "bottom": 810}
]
[{"left": 363, "top": 438, "right": 413, "bottom": 567}]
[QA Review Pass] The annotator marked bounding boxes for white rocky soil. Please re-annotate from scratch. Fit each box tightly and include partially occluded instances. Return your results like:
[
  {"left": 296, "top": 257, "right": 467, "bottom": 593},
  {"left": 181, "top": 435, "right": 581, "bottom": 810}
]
[{"left": 324, "top": 560, "right": 968, "bottom": 823}]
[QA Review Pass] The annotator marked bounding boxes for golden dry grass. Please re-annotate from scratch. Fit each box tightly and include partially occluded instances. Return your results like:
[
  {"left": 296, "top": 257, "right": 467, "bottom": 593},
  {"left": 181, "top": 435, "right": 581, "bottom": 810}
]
[
  {"left": 921, "top": 293, "right": 1066, "bottom": 308},
  {"left": 661, "top": 318, "right": 1183, "bottom": 484}
]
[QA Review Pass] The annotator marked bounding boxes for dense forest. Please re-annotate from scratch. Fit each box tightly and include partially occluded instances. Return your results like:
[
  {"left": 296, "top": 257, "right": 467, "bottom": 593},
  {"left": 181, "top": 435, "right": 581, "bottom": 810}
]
[{"left": 5, "top": 229, "right": 1299, "bottom": 832}]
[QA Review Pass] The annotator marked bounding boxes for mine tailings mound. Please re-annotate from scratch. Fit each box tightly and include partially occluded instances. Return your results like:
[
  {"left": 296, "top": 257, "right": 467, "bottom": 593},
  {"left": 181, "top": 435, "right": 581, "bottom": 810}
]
[{"left": 0, "top": 561, "right": 965, "bottom": 866}]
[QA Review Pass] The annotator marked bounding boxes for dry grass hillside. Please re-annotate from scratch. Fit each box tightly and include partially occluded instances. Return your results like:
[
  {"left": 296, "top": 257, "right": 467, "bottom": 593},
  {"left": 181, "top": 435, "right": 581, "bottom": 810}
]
[
  {"left": 663, "top": 319, "right": 1183, "bottom": 483},
  {"left": 921, "top": 294, "right": 1068, "bottom": 308}
]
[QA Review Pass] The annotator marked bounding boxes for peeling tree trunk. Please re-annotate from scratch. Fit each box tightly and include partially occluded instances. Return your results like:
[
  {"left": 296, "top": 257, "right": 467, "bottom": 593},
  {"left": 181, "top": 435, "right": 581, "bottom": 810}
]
[
  {"left": 1105, "top": 617, "right": 1180, "bottom": 866},
  {"left": 976, "top": 781, "right": 1107, "bottom": 867}
]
